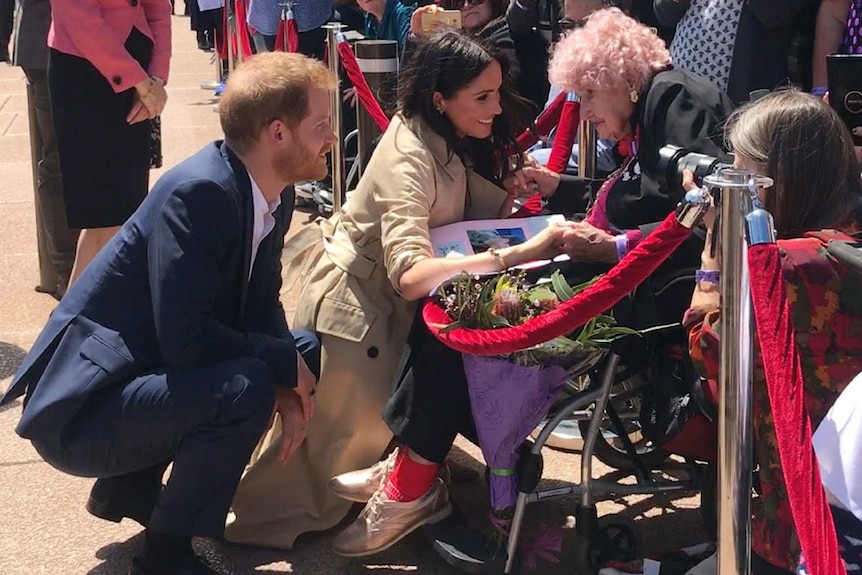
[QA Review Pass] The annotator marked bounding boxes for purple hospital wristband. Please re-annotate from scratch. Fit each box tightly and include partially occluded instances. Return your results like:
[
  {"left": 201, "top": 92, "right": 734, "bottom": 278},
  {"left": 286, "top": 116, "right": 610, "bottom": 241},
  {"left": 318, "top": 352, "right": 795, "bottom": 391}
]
[
  {"left": 614, "top": 234, "right": 629, "bottom": 261},
  {"left": 695, "top": 269, "right": 720, "bottom": 284}
]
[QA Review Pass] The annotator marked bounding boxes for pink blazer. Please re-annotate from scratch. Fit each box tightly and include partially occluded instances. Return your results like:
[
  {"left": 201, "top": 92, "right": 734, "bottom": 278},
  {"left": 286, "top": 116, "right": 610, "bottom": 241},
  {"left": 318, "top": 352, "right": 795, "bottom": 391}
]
[{"left": 48, "top": 0, "right": 172, "bottom": 93}]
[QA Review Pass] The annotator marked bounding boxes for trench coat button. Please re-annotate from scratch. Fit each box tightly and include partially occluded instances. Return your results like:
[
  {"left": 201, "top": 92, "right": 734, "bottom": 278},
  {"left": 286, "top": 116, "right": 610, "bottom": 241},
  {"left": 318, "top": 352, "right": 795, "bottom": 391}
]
[
  {"left": 130, "top": 0, "right": 138, "bottom": 5},
  {"left": 112, "top": 75, "right": 122, "bottom": 86},
  {"left": 367, "top": 346, "right": 379, "bottom": 359}
]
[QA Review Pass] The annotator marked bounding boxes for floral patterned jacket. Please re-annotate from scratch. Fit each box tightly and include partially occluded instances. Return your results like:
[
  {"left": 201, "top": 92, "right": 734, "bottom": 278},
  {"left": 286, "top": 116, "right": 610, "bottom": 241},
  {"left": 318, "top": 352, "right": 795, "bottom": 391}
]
[{"left": 684, "top": 231, "right": 862, "bottom": 571}]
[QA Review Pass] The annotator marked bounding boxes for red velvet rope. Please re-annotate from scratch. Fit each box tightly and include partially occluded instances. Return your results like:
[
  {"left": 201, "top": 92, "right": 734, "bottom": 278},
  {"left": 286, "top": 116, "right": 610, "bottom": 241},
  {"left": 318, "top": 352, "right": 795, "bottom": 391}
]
[
  {"left": 515, "top": 91, "right": 566, "bottom": 151},
  {"left": 337, "top": 39, "right": 391, "bottom": 133},
  {"left": 423, "top": 212, "right": 692, "bottom": 354},
  {"left": 546, "top": 99, "right": 580, "bottom": 174},
  {"left": 274, "top": 10, "right": 299, "bottom": 53},
  {"left": 217, "top": 0, "right": 254, "bottom": 61},
  {"left": 748, "top": 244, "right": 846, "bottom": 575}
]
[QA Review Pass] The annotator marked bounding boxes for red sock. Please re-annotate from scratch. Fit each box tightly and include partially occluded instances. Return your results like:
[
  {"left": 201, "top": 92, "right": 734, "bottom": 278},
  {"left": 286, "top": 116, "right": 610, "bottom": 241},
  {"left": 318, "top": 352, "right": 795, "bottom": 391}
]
[{"left": 382, "top": 447, "right": 439, "bottom": 502}]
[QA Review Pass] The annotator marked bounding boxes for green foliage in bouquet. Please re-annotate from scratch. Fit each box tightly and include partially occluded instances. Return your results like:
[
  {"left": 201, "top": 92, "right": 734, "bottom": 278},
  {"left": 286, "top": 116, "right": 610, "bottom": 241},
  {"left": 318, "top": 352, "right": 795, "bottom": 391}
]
[{"left": 434, "top": 270, "right": 642, "bottom": 371}]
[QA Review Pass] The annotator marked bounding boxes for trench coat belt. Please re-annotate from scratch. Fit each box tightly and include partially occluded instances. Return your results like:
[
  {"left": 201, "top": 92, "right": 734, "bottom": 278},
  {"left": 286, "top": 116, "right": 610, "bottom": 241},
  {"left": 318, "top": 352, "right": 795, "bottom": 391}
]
[{"left": 281, "top": 221, "right": 377, "bottom": 290}]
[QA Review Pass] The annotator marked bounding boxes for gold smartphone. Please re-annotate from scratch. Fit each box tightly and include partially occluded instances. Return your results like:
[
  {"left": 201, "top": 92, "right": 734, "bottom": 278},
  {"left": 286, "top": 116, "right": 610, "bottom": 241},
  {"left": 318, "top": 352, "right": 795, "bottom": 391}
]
[{"left": 421, "top": 9, "right": 462, "bottom": 33}]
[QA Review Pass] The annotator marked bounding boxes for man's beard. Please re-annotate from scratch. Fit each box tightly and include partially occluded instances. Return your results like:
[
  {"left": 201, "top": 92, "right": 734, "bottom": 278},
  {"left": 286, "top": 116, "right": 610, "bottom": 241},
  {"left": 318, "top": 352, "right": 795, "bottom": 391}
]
[{"left": 275, "top": 143, "right": 329, "bottom": 184}]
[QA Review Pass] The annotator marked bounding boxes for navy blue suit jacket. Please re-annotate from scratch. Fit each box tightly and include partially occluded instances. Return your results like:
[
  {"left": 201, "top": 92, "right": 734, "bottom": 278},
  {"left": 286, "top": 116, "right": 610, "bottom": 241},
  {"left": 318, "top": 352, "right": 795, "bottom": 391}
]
[{"left": 1, "top": 142, "right": 299, "bottom": 446}]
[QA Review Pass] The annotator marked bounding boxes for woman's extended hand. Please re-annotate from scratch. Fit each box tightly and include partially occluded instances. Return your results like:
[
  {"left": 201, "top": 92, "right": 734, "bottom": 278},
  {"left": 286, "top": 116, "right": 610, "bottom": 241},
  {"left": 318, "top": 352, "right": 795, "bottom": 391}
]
[
  {"left": 512, "top": 222, "right": 570, "bottom": 261},
  {"left": 503, "top": 169, "right": 540, "bottom": 198}
]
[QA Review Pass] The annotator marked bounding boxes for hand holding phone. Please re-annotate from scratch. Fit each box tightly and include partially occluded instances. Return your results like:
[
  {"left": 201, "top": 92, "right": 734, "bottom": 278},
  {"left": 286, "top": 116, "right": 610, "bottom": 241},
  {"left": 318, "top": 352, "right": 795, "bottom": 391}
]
[
  {"left": 411, "top": 5, "right": 463, "bottom": 36},
  {"left": 827, "top": 54, "right": 862, "bottom": 146}
]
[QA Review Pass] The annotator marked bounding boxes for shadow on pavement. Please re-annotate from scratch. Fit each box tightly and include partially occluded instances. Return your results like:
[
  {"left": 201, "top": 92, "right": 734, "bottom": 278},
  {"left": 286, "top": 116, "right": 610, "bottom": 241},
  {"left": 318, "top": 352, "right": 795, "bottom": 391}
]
[
  {"left": 0, "top": 341, "right": 26, "bottom": 381},
  {"left": 87, "top": 533, "right": 145, "bottom": 575}
]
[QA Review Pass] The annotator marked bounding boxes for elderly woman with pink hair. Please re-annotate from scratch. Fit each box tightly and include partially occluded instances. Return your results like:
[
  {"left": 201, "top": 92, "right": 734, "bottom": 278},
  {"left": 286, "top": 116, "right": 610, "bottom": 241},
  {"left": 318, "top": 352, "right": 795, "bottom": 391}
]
[{"left": 523, "top": 8, "right": 733, "bottom": 290}]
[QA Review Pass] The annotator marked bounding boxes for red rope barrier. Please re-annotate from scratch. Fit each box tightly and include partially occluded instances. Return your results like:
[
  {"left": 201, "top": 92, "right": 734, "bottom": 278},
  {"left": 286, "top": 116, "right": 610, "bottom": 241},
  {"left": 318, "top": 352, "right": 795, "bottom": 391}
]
[
  {"left": 217, "top": 0, "right": 254, "bottom": 61},
  {"left": 233, "top": 0, "right": 254, "bottom": 60},
  {"left": 515, "top": 91, "right": 566, "bottom": 150},
  {"left": 748, "top": 244, "right": 846, "bottom": 575},
  {"left": 337, "top": 39, "right": 391, "bottom": 133},
  {"left": 546, "top": 98, "right": 580, "bottom": 174},
  {"left": 423, "top": 211, "right": 692, "bottom": 354},
  {"left": 274, "top": 9, "right": 299, "bottom": 53}
]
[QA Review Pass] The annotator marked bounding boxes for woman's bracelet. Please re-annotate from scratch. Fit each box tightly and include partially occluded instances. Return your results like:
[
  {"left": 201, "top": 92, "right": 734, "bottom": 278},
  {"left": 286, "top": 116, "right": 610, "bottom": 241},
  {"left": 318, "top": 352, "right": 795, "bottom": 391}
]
[
  {"left": 488, "top": 247, "right": 507, "bottom": 270},
  {"left": 695, "top": 269, "right": 720, "bottom": 284}
]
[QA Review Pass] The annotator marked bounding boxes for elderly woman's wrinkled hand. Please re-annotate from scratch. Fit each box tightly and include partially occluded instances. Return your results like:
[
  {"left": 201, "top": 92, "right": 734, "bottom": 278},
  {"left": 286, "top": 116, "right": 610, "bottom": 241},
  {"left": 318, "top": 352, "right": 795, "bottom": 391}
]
[
  {"left": 559, "top": 221, "right": 618, "bottom": 263},
  {"left": 519, "top": 165, "right": 561, "bottom": 197},
  {"left": 134, "top": 76, "right": 168, "bottom": 120}
]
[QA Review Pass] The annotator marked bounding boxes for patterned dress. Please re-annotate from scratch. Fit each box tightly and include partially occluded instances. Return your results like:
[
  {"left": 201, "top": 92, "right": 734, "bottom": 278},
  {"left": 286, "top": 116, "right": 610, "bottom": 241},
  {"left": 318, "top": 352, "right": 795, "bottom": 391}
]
[
  {"left": 842, "top": 0, "right": 862, "bottom": 55},
  {"left": 670, "top": 0, "right": 745, "bottom": 93},
  {"left": 684, "top": 233, "right": 862, "bottom": 572}
]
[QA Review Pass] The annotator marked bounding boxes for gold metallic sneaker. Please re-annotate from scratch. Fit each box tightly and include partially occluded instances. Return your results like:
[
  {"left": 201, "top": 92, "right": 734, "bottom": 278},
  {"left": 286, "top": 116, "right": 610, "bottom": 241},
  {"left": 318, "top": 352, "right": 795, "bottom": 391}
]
[
  {"left": 328, "top": 449, "right": 400, "bottom": 503},
  {"left": 332, "top": 478, "right": 452, "bottom": 557},
  {"left": 328, "top": 449, "right": 453, "bottom": 503}
]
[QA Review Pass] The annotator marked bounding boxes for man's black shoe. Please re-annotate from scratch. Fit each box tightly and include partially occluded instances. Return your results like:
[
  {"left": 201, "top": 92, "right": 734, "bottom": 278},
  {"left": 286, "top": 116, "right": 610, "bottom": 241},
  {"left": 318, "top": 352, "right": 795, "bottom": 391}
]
[
  {"left": 130, "top": 555, "right": 220, "bottom": 575},
  {"left": 86, "top": 477, "right": 161, "bottom": 528}
]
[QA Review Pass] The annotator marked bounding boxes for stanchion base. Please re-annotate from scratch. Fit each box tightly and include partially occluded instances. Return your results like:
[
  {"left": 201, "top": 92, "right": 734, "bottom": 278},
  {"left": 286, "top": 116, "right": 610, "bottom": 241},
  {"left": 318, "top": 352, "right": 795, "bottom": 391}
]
[{"left": 425, "top": 523, "right": 509, "bottom": 575}]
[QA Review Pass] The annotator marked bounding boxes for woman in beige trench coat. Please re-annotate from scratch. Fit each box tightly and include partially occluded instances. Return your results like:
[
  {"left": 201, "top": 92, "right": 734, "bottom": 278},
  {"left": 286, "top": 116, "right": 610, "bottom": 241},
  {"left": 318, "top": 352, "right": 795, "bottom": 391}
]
[{"left": 224, "top": 31, "right": 569, "bottom": 550}]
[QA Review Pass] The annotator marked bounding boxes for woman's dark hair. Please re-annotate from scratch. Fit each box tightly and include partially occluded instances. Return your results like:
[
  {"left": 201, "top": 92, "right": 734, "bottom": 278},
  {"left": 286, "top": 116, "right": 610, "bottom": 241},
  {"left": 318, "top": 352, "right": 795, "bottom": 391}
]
[
  {"left": 726, "top": 89, "right": 862, "bottom": 238},
  {"left": 397, "top": 30, "right": 531, "bottom": 183},
  {"left": 440, "top": 0, "right": 507, "bottom": 21}
]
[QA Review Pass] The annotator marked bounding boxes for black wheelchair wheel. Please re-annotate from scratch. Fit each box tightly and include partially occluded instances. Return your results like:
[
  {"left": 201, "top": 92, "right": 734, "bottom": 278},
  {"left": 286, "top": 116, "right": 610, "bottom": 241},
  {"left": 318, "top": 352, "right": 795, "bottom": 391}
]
[{"left": 574, "top": 514, "right": 642, "bottom": 572}]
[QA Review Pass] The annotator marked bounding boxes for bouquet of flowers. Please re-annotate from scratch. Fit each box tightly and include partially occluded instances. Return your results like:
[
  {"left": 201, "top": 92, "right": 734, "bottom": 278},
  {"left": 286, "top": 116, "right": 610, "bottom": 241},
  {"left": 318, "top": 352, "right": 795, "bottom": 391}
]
[{"left": 432, "top": 269, "right": 639, "bottom": 519}]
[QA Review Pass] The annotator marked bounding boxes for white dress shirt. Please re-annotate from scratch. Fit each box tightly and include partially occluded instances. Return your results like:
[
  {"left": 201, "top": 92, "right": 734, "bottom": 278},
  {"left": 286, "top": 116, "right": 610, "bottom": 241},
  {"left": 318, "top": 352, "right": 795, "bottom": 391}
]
[{"left": 249, "top": 175, "right": 282, "bottom": 281}]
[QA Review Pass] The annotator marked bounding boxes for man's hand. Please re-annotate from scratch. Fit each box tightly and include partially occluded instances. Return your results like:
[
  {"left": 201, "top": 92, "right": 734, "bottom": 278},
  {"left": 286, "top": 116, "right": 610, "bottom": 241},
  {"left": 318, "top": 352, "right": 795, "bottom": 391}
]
[
  {"left": 559, "top": 221, "right": 618, "bottom": 263},
  {"left": 295, "top": 353, "right": 317, "bottom": 422},
  {"left": 274, "top": 388, "right": 307, "bottom": 464}
]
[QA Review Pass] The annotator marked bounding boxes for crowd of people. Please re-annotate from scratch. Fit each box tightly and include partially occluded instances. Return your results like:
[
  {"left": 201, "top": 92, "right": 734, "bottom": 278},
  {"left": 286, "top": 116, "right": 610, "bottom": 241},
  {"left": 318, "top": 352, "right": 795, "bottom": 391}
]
[{"left": 2, "top": 1, "right": 862, "bottom": 575}]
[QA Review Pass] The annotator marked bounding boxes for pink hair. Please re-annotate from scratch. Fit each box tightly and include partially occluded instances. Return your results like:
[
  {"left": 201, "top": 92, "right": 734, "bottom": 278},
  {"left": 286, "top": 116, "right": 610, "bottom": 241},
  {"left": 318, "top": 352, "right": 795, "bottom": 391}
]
[{"left": 548, "top": 8, "right": 671, "bottom": 95}]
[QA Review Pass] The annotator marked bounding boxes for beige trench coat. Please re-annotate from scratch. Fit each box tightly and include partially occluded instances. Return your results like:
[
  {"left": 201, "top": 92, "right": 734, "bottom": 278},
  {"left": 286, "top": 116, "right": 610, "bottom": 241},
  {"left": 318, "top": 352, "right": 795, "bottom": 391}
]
[{"left": 224, "top": 114, "right": 511, "bottom": 549}]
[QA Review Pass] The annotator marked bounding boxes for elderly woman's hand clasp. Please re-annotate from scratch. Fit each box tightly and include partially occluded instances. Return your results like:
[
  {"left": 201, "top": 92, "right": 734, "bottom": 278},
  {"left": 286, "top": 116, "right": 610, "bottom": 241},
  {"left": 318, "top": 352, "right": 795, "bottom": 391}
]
[{"left": 127, "top": 76, "right": 168, "bottom": 124}]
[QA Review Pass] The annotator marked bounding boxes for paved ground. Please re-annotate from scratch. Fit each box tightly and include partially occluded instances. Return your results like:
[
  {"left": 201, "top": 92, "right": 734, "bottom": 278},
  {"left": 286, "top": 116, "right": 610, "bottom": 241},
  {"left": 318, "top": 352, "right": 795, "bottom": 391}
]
[{"left": 0, "top": 13, "right": 707, "bottom": 575}]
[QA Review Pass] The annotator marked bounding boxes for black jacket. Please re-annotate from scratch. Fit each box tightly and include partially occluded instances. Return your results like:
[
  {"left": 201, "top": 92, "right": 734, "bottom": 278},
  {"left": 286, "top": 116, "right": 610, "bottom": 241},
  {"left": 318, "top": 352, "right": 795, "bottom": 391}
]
[{"left": 13, "top": 0, "right": 51, "bottom": 71}]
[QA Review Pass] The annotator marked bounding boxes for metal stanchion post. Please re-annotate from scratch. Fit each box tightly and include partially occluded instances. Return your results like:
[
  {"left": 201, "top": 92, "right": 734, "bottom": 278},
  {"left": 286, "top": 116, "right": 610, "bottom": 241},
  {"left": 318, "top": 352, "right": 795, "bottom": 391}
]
[
  {"left": 354, "top": 40, "right": 398, "bottom": 176},
  {"left": 326, "top": 24, "right": 345, "bottom": 213},
  {"left": 226, "top": 0, "right": 237, "bottom": 71},
  {"left": 703, "top": 167, "right": 773, "bottom": 575},
  {"left": 577, "top": 118, "right": 596, "bottom": 179}
]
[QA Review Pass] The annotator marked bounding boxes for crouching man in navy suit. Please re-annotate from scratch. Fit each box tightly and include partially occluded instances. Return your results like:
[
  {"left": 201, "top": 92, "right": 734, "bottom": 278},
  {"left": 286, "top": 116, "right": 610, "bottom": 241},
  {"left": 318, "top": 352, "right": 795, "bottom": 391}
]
[{"left": 0, "top": 52, "right": 338, "bottom": 575}]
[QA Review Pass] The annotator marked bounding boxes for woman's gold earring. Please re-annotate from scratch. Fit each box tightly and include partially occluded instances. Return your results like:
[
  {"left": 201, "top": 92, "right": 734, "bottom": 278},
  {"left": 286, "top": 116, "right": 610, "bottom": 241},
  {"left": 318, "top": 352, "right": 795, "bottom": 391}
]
[{"left": 629, "top": 90, "right": 639, "bottom": 104}]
